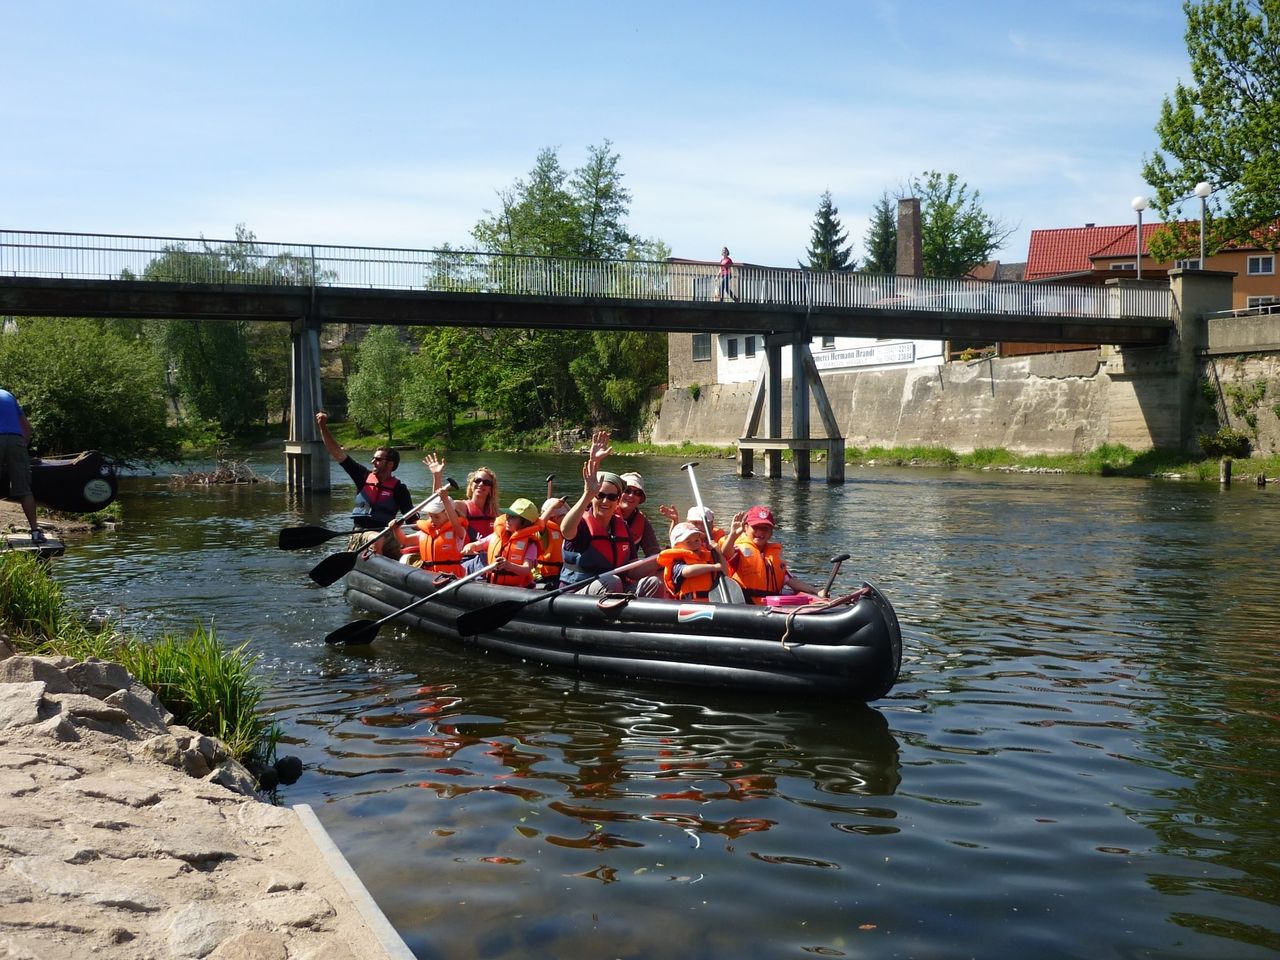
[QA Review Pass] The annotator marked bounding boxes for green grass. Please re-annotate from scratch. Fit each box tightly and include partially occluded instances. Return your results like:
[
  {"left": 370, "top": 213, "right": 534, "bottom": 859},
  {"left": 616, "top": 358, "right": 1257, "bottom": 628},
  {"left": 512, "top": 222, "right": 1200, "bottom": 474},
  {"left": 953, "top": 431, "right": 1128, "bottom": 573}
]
[{"left": 0, "top": 552, "right": 278, "bottom": 764}]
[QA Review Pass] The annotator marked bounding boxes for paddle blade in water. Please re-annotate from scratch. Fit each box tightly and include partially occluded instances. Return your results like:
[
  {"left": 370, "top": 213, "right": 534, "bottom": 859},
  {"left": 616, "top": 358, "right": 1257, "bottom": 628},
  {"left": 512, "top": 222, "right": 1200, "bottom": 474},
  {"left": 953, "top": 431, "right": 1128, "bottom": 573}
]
[
  {"left": 279, "top": 526, "right": 346, "bottom": 550},
  {"left": 324, "top": 618, "right": 381, "bottom": 646},
  {"left": 455, "top": 600, "right": 527, "bottom": 636},
  {"left": 308, "top": 550, "right": 358, "bottom": 586}
]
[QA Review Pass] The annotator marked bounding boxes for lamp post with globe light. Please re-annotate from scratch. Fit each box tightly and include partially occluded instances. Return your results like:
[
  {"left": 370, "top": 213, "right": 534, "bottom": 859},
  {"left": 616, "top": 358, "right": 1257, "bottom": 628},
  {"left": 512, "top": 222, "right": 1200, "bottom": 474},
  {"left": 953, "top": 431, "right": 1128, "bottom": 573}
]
[
  {"left": 1132, "top": 196, "right": 1148, "bottom": 279},
  {"left": 1195, "top": 181, "right": 1212, "bottom": 268}
]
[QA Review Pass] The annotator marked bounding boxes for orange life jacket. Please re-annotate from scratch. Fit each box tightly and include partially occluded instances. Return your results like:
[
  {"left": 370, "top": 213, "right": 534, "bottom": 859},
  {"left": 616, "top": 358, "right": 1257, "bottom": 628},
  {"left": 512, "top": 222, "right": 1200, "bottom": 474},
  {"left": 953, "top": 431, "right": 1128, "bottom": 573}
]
[
  {"left": 729, "top": 536, "right": 786, "bottom": 605},
  {"left": 536, "top": 519, "right": 564, "bottom": 581},
  {"left": 657, "top": 547, "right": 715, "bottom": 601},
  {"left": 485, "top": 514, "right": 543, "bottom": 588},
  {"left": 413, "top": 516, "right": 467, "bottom": 578}
]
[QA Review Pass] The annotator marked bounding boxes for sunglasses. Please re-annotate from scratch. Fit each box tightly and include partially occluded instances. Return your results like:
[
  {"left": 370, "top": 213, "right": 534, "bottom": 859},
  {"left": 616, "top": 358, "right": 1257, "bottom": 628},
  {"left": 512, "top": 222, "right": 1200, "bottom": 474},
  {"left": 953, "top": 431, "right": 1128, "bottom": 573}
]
[
  {"left": 371, "top": 456, "right": 386, "bottom": 463},
  {"left": 623, "top": 487, "right": 644, "bottom": 497},
  {"left": 595, "top": 491, "right": 620, "bottom": 502},
  {"left": 472, "top": 477, "right": 493, "bottom": 486}
]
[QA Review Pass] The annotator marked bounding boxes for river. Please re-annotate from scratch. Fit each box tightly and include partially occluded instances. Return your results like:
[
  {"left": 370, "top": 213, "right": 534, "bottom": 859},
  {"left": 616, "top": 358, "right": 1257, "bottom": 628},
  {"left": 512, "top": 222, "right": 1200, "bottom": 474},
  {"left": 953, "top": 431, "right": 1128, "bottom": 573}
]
[{"left": 51, "top": 451, "right": 1280, "bottom": 959}]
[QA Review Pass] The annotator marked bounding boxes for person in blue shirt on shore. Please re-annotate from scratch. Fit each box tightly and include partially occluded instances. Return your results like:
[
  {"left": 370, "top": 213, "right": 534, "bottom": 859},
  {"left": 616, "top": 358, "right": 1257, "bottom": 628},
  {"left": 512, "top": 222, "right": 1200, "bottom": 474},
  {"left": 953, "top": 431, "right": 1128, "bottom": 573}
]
[{"left": 0, "top": 388, "right": 43, "bottom": 542}]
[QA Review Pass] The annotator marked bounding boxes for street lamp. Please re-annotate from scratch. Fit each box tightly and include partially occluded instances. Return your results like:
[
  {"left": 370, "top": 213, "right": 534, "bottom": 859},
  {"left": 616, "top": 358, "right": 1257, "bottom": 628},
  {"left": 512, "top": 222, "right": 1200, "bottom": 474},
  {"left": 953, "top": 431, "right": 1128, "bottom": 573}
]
[
  {"left": 1131, "top": 196, "right": 1148, "bottom": 279},
  {"left": 1194, "top": 181, "right": 1212, "bottom": 268}
]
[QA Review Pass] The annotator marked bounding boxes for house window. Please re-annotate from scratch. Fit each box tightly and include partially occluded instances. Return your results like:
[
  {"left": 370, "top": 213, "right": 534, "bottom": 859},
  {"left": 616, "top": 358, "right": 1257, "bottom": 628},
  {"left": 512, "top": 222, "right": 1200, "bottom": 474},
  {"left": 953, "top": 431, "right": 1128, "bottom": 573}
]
[
  {"left": 1247, "top": 296, "right": 1278, "bottom": 308},
  {"left": 821, "top": 336, "right": 836, "bottom": 349},
  {"left": 1247, "top": 255, "right": 1275, "bottom": 275},
  {"left": 1110, "top": 263, "right": 1136, "bottom": 271},
  {"left": 692, "top": 333, "right": 711, "bottom": 362},
  {"left": 1175, "top": 258, "right": 1201, "bottom": 270},
  {"left": 744, "top": 336, "right": 756, "bottom": 358},
  {"left": 726, "top": 337, "right": 739, "bottom": 360}
]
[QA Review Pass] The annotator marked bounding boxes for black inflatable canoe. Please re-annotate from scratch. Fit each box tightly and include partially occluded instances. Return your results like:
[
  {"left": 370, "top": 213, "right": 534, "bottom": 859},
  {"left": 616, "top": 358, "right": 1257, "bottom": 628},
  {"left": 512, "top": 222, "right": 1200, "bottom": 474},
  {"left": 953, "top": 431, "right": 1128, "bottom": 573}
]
[
  {"left": 345, "top": 554, "right": 903, "bottom": 701},
  {"left": 0, "top": 450, "right": 117, "bottom": 513}
]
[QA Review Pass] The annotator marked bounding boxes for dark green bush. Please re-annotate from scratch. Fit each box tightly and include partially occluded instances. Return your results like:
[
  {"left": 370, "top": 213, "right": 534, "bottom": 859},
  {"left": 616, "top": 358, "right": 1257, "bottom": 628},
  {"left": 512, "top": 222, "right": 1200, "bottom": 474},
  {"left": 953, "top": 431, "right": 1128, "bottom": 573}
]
[{"left": 1198, "top": 428, "right": 1251, "bottom": 459}]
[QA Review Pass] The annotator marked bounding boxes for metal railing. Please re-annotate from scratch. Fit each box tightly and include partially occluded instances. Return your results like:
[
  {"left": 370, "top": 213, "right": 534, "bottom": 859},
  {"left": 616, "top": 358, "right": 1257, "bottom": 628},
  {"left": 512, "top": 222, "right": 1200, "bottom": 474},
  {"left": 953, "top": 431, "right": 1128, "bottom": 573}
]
[{"left": 0, "top": 229, "right": 1172, "bottom": 320}]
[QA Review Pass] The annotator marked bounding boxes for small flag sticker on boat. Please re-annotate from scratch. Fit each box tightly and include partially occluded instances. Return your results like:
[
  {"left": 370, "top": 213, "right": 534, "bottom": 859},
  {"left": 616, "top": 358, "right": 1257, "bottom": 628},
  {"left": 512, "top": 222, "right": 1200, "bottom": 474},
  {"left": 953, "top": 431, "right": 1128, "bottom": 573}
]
[{"left": 677, "top": 605, "right": 715, "bottom": 623}]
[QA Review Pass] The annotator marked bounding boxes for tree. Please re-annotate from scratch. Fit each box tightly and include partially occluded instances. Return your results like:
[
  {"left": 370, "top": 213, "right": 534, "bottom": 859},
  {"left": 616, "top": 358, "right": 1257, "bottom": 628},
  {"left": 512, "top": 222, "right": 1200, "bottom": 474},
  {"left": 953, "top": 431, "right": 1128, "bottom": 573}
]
[
  {"left": 861, "top": 193, "right": 898, "bottom": 275},
  {"left": 346, "top": 327, "right": 408, "bottom": 443},
  {"left": 0, "top": 318, "right": 177, "bottom": 464},
  {"left": 403, "top": 327, "right": 490, "bottom": 444},
  {"left": 910, "top": 171, "right": 1013, "bottom": 278},
  {"left": 464, "top": 143, "right": 670, "bottom": 436},
  {"left": 801, "top": 191, "right": 856, "bottom": 271},
  {"left": 134, "top": 225, "right": 333, "bottom": 434},
  {"left": 1143, "top": 0, "right": 1280, "bottom": 260}
]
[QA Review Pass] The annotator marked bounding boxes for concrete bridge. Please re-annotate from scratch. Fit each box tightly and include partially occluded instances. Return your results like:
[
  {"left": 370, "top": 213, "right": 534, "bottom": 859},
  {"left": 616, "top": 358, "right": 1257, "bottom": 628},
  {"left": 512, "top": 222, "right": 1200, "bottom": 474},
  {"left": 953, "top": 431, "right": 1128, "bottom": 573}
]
[{"left": 1, "top": 230, "right": 1178, "bottom": 486}]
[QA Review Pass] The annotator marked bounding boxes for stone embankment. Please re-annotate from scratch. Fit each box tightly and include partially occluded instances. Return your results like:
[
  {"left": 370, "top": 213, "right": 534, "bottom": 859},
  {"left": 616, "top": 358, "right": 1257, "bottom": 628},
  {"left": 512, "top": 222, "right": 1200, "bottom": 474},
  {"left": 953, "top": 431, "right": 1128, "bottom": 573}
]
[{"left": 0, "top": 644, "right": 409, "bottom": 960}]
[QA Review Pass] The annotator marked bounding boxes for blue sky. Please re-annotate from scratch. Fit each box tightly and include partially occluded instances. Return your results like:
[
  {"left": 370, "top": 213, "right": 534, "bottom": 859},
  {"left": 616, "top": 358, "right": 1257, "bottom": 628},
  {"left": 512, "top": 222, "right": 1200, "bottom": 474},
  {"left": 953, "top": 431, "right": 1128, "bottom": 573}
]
[{"left": 2, "top": 1, "right": 1192, "bottom": 268}]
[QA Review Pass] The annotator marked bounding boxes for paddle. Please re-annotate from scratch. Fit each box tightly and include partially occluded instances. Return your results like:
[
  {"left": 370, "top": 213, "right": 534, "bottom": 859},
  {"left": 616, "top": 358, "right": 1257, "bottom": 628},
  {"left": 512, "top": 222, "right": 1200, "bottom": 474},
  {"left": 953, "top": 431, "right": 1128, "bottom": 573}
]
[
  {"left": 455, "top": 555, "right": 652, "bottom": 636},
  {"left": 308, "top": 479, "right": 458, "bottom": 587},
  {"left": 278, "top": 525, "right": 361, "bottom": 551},
  {"left": 819, "top": 553, "right": 852, "bottom": 599},
  {"left": 545, "top": 473, "right": 555, "bottom": 498},
  {"left": 680, "top": 461, "right": 745, "bottom": 604},
  {"left": 324, "top": 561, "right": 501, "bottom": 646}
]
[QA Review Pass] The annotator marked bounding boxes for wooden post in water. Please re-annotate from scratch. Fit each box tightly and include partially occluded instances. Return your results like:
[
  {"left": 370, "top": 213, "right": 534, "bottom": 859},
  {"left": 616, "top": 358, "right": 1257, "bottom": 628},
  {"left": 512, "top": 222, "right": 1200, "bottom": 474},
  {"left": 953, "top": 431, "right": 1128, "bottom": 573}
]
[{"left": 1220, "top": 458, "right": 1231, "bottom": 487}]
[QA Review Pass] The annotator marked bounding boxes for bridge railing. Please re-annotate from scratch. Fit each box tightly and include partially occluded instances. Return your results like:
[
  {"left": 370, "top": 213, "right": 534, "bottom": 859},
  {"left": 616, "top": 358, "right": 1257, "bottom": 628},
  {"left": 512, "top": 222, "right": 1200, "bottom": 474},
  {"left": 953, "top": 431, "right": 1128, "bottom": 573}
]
[{"left": 0, "top": 229, "right": 1172, "bottom": 320}]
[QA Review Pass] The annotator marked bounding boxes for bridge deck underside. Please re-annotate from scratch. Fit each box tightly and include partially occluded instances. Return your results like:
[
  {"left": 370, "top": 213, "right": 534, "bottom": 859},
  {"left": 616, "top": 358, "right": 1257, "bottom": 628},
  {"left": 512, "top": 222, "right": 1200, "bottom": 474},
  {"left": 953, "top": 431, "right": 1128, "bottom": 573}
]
[{"left": 0, "top": 278, "right": 1173, "bottom": 346}]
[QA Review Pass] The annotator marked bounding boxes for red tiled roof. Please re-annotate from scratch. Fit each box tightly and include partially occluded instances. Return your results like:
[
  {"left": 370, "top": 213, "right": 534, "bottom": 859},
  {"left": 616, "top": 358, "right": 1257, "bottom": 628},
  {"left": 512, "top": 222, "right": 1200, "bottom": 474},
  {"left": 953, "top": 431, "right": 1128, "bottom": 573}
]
[
  {"left": 1025, "top": 225, "right": 1130, "bottom": 280},
  {"left": 1090, "top": 221, "right": 1164, "bottom": 260}
]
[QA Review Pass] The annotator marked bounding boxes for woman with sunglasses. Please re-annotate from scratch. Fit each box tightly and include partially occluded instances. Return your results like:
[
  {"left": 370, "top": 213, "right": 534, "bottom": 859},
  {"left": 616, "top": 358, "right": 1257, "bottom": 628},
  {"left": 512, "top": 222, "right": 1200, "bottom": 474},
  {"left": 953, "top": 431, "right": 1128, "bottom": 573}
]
[
  {"left": 558, "top": 431, "right": 639, "bottom": 592},
  {"left": 315, "top": 411, "right": 413, "bottom": 554},
  {"left": 459, "top": 467, "right": 500, "bottom": 540}
]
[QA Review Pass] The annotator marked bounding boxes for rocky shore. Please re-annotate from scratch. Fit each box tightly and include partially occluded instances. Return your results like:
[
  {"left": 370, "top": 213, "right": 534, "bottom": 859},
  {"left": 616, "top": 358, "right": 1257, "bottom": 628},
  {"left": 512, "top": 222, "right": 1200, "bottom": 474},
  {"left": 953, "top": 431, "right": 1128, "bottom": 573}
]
[{"left": 0, "top": 645, "right": 409, "bottom": 959}]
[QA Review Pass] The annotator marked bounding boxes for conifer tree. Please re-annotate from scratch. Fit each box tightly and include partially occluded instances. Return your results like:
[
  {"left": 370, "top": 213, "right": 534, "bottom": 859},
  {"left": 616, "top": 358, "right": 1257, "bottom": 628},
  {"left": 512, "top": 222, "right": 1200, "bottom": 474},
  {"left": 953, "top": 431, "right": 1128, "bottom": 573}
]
[
  {"left": 861, "top": 193, "right": 898, "bottom": 275},
  {"left": 801, "top": 190, "right": 855, "bottom": 271}
]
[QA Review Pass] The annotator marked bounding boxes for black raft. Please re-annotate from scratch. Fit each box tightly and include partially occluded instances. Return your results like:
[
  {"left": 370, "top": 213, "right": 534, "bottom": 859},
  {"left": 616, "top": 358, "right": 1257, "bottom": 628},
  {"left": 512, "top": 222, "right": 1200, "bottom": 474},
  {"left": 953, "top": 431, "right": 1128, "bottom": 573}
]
[
  {"left": 0, "top": 450, "right": 118, "bottom": 514},
  {"left": 344, "top": 554, "right": 903, "bottom": 701}
]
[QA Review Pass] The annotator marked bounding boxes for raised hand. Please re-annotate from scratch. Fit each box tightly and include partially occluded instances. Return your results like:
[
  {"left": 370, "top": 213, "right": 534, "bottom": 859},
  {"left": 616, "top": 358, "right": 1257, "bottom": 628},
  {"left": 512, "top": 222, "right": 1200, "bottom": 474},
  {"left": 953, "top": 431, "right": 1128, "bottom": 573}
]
[
  {"left": 658, "top": 503, "right": 680, "bottom": 524},
  {"left": 423, "top": 453, "right": 445, "bottom": 476}
]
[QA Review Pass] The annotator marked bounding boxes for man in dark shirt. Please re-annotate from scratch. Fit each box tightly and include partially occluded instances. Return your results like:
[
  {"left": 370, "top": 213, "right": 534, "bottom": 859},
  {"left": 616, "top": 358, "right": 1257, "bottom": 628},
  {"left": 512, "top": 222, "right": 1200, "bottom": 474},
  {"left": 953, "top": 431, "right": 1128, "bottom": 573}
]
[{"left": 315, "top": 411, "right": 413, "bottom": 554}]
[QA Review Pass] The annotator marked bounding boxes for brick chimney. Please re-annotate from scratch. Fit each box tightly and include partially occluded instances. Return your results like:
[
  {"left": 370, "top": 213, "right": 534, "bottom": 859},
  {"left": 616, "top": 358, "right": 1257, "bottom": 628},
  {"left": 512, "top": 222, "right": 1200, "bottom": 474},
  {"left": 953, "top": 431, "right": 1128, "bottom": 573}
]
[{"left": 896, "top": 198, "right": 923, "bottom": 277}]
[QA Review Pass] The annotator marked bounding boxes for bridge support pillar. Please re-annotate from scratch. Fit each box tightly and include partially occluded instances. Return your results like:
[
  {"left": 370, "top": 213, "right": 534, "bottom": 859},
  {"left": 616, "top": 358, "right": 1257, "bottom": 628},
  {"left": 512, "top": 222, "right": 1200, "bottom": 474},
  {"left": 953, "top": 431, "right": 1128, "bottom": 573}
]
[
  {"left": 737, "top": 334, "right": 846, "bottom": 482},
  {"left": 286, "top": 316, "right": 330, "bottom": 493}
]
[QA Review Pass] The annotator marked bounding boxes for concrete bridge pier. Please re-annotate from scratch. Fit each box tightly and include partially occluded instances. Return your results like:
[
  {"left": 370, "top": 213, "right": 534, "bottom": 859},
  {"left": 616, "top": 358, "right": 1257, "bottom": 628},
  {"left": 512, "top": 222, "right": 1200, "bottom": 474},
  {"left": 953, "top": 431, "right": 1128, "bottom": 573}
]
[
  {"left": 285, "top": 316, "right": 330, "bottom": 493},
  {"left": 737, "top": 333, "right": 846, "bottom": 482}
]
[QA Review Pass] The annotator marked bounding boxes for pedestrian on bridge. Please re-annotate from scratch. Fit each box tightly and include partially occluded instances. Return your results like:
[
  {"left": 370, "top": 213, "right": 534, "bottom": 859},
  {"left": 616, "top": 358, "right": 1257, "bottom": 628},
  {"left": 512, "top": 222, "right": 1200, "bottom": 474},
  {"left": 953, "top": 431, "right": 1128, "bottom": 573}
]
[
  {"left": 717, "top": 247, "right": 738, "bottom": 302},
  {"left": 0, "top": 387, "right": 43, "bottom": 542}
]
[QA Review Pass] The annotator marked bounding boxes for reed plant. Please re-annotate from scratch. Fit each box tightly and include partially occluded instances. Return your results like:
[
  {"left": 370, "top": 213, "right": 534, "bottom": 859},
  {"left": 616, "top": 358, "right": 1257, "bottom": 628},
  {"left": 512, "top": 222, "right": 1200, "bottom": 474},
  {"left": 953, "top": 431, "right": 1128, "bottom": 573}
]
[{"left": 0, "top": 552, "right": 277, "bottom": 764}]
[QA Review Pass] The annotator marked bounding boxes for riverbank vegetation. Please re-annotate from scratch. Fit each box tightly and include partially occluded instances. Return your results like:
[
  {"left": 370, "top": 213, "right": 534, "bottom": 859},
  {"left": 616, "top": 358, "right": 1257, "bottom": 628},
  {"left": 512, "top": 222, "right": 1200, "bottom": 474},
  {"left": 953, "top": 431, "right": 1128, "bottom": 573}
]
[{"left": 0, "top": 552, "right": 278, "bottom": 763}]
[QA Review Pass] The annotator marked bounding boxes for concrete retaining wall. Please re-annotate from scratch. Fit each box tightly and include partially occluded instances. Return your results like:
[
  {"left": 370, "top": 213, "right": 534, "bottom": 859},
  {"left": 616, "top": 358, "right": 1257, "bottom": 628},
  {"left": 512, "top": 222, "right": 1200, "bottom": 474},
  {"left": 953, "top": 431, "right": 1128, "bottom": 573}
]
[{"left": 652, "top": 347, "right": 1280, "bottom": 456}]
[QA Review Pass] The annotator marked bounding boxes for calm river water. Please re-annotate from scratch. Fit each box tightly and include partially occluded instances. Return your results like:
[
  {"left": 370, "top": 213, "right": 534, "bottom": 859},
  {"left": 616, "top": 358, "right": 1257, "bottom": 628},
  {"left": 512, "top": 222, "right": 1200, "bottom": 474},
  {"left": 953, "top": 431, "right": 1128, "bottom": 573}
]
[{"left": 52, "top": 451, "right": 1279, "bottom": 959}]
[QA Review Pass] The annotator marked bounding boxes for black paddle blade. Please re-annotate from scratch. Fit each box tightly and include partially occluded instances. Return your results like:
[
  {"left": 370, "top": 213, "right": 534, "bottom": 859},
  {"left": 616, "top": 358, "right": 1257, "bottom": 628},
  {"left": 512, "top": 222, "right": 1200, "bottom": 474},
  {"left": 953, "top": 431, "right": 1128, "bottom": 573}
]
[
  {"left": 308, "top": 550, "right": 358, "bottom": 586},
  {"left": 455, "top": 600, "right": 528, "bottom": 636},
  {"left": 324, "top": 618, "right": 381, "bottom": 646},
  {"left": 278, "top": 525, "right": 346, "bottom": 550}
]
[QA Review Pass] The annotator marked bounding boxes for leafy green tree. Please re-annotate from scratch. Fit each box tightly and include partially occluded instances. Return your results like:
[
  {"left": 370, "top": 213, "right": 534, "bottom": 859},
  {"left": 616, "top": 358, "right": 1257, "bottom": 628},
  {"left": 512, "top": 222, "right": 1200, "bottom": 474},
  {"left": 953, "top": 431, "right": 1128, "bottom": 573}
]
[
  {"left": 346, "top": 326, "right": 408, "bottom": 443},
  {"left": 802, "top": 190, "right": 855, "bottom": 271},
  {"left": 861, "top": 193, "right": 898, "bottom": 275},
  {"left": 461, "top": 143, "right": 669, "bottom": 436},
  {"left": 1143, "top": 0, "right": 1280, "bottom": 260},
  {"left": 404, "top": 327, "right": 491, "bottom": 443},
  {"left": 569, "top": 330, "right": 668, "bottom": 427},
  {"left": 0, "top": 318, "right": 177, "bottom": 463},
  {"left": 910, "top": 171, "right": 1013, "bottom": 278}
]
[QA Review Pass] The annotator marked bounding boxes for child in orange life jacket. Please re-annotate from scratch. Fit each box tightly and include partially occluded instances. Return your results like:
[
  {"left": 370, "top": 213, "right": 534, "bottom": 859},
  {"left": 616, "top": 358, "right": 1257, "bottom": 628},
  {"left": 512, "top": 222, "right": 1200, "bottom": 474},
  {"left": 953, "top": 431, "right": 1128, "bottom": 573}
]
[
  {"left": 657, "top": 504, "right": 728, "bottom": 550},
  {"left": 462, "top": 497, "right": 542, "bottom": 588},
  {"left": 722, "top": 505, "right": 822, "bottom": 605},
  {"left": 390, "top": 484, "right": 467, "bottom": 577},
  {"left": 534, "top": 496, "right": 569, "bottom": 587},
  {"left": 656, "top": 522, "right": 732, "bottom": 602}
]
